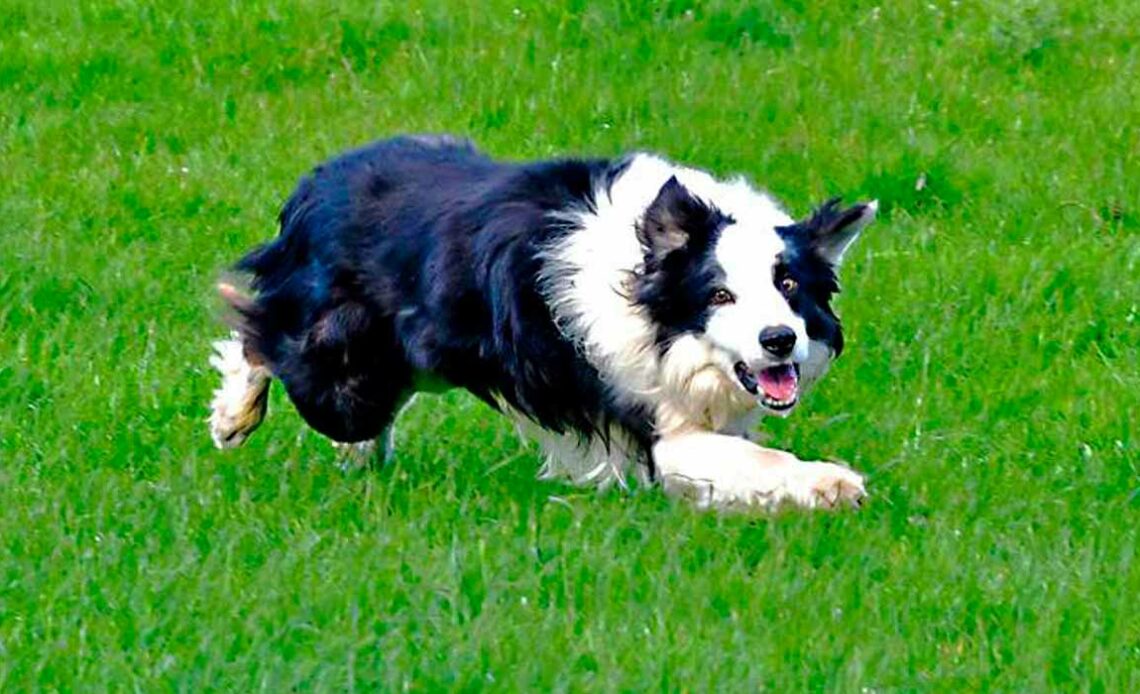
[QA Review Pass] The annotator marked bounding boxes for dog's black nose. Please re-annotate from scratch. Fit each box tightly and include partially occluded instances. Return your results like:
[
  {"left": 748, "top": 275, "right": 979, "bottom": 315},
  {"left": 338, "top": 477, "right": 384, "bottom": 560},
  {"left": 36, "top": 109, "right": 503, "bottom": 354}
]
[{"left": 759, "top": 325, "right": 796, "bottom": 358}]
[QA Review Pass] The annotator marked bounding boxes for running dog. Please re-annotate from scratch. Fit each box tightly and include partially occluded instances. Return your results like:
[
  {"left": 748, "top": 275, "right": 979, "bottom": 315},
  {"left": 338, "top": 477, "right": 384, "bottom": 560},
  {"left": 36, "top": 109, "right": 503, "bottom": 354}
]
[{"left": 208, "top": 135, "right": 876, "bottom": 511}]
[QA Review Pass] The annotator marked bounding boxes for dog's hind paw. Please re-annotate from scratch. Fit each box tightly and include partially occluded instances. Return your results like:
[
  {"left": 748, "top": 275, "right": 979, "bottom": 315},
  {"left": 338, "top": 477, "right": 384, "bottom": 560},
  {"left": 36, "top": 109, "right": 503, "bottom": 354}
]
[{"left": 208, "top": 334, "right": 270, "bottom": 449}]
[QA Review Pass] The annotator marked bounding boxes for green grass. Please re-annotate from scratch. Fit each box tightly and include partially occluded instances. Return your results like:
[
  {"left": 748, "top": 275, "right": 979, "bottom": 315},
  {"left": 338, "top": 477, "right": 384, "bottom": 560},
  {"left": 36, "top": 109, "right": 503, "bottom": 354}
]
[{"left": 2, "top": 0, "right": 1138, "bottom": 689}]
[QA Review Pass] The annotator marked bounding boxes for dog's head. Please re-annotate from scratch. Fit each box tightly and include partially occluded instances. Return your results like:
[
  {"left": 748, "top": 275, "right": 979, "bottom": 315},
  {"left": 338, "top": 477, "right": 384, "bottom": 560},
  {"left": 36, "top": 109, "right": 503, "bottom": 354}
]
[{"left": 633, "top": 176, "right": 875, "bottom": 417}]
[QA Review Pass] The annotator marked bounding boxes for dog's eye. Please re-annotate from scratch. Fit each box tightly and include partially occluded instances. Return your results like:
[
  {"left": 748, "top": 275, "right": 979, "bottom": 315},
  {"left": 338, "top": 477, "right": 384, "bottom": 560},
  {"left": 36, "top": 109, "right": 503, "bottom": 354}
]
[
  {"left": 773, "top": 264, "right": 798, "bottom": 296},
  {"left": 709, "top": 288, "right": 735, "bottom": 306}
]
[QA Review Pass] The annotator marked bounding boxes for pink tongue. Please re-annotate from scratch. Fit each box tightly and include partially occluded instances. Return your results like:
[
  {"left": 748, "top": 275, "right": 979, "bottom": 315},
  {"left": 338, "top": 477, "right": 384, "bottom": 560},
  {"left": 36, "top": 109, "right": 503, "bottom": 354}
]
[{"left": 757, "top": 365, "right": 798, "bottom": 401}]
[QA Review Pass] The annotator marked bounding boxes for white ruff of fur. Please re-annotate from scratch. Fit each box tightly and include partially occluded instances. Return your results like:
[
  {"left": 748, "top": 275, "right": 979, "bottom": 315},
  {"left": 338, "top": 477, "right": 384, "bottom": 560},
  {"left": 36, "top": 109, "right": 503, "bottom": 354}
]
[{"left": 654, "top": 335, "right": 757, "bottom": 436}]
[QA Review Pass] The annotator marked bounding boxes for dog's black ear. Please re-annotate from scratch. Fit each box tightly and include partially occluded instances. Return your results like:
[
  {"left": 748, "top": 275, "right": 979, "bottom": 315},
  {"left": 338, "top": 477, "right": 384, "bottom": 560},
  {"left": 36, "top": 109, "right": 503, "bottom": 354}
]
[
  {"left": 786, "top": 198, "right": 877, "bottom": 266},
  {"left": 638, "top": 176, "right": 726, "bottom": 259}
]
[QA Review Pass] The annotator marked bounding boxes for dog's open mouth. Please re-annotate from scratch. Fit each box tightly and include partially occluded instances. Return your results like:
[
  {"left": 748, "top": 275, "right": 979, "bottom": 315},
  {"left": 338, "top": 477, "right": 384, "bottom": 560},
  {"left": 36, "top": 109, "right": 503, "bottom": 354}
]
[{"left": 734, "top": 361, "right": 799, "bottom": 411}]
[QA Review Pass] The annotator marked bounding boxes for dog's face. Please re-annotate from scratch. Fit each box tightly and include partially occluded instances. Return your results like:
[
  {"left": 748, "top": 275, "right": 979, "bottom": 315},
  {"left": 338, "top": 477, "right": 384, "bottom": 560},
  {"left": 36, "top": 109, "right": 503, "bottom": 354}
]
[{"left": 634, "top": 177, "right": 875, "bottom": 416}]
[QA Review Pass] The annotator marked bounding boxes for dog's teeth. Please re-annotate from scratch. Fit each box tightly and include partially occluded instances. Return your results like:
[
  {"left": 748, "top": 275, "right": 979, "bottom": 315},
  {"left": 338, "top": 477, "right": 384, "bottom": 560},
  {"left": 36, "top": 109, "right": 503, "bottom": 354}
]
[{"left": 761, "top": 394, "right": 797, "bottom": 409}]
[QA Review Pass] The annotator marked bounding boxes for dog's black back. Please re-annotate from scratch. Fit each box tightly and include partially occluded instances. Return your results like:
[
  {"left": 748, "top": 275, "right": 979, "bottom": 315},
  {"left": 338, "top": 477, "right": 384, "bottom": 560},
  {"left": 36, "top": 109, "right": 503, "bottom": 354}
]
[{"left": 231, "top": 136, "right": 650, "bottom": 453}]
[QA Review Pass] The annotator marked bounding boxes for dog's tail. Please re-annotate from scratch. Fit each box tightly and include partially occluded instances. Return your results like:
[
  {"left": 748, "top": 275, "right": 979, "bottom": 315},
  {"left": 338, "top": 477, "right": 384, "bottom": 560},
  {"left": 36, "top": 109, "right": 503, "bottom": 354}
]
[{"left": 208, "top": 282, "right": 272, "bottom": 449}]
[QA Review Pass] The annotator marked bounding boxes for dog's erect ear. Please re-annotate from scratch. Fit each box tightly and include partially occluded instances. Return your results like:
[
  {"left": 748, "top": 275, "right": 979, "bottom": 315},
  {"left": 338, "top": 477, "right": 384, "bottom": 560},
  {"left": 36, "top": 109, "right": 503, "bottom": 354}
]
[
  {"left": 638, "top": 176, "right": 725, "bottom": 259},
  {"left": 788, "top": 198, "right": 878, "bottom": 266}
]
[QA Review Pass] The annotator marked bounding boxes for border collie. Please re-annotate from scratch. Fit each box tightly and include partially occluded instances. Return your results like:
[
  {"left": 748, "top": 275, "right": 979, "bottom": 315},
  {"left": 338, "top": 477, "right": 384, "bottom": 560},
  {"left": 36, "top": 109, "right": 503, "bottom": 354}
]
[{"left": 208, "top": 135, "right": 876, "bottom": 511}]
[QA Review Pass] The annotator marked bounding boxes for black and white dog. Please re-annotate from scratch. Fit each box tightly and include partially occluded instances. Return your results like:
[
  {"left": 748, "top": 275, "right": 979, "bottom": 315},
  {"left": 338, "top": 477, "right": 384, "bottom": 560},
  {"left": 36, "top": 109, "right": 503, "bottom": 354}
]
[{"left": 209, "top": 135, "right": 876, "bottom": 511}]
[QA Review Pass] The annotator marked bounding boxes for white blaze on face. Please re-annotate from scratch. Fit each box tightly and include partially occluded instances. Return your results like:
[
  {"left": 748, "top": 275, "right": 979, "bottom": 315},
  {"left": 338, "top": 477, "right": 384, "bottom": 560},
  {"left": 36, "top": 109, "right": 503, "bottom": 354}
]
[{"left": 703, "top": 222, "right": 809, "bottom": 370}]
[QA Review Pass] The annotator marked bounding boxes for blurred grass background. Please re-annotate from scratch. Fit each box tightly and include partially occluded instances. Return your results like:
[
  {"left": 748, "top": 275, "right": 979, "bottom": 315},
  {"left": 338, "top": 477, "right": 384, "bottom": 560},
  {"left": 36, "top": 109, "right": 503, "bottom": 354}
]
[{"left": 1, "top": 0, "right": 1138, "bottom": 689}]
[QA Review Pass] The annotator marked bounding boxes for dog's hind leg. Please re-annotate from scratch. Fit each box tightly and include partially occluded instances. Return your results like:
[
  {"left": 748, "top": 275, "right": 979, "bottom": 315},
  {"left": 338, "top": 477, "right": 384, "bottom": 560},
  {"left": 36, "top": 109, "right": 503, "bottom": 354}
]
[
  {"left": 208, "top": 332, "right": 272, "bottom": 448},
  {"left": 272, "top": 300, "right": 414, "bottom": 450}
]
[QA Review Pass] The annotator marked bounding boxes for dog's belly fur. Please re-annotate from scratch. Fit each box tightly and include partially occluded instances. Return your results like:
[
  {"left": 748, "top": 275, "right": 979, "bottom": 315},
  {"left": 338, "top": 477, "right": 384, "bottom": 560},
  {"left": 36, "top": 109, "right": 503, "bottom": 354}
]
[{"left": 210, "top": 135, "right": 873, "bottom": 510}]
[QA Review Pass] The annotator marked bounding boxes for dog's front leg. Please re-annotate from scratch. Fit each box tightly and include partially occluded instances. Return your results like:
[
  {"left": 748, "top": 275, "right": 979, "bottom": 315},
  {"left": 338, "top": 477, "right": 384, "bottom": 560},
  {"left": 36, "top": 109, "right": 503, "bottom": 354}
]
[{"left": 653, "top": 432, "right": 866, "bottom": 511}]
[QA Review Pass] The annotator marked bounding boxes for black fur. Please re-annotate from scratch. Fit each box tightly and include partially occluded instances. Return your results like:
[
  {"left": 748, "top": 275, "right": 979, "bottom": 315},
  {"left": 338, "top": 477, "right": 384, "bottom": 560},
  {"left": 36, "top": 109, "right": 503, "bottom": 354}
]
[
  {"left": 230, "top": 136, "right": 654, "bottom": 460},
  {"left": 775, "top": 198, "right": 869, "bottom": 357},
  {"left": 632, "top": 177, "right": 733, "bottom": 350}
]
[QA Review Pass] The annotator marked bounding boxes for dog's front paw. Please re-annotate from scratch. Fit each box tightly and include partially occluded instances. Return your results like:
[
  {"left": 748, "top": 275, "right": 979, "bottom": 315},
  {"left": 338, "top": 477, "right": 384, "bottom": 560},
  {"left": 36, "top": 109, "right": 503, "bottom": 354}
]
[
  {"left": 782, "top": 461, "right": 866, "bottom": 510},
  {"left": 661, "top": 459, "right": 866, "bottom": 512}
]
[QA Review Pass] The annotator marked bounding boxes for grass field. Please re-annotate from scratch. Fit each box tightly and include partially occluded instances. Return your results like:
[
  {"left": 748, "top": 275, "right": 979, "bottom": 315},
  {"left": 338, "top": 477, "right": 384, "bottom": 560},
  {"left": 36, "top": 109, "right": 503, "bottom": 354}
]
[{"left": 2, "top": 0, "right": 1139, "bottom": 689}]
